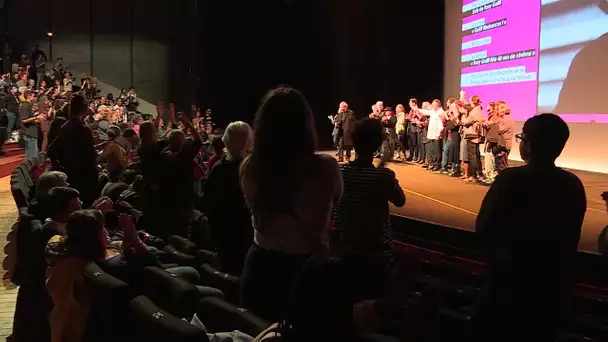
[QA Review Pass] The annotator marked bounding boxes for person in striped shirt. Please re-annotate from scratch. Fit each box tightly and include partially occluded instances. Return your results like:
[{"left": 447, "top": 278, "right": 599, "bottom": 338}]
[{"left": 332, "top": 118, "right": 406, "bottom": 301}]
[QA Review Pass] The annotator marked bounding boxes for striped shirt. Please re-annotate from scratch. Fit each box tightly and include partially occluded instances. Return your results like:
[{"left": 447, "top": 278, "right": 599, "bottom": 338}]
[{"left": 332, "top": 162, "right": 406, "bottom": 258}]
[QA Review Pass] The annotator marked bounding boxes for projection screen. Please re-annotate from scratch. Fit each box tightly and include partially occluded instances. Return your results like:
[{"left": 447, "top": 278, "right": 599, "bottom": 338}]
[{"left": 444, "top": 0, "right": 608, "bottom": 173}]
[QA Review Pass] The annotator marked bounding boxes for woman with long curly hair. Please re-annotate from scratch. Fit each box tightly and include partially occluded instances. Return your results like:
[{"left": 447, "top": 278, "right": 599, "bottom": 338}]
[{"left": 239, "top": 86, "right": 343, "bottom": 321}]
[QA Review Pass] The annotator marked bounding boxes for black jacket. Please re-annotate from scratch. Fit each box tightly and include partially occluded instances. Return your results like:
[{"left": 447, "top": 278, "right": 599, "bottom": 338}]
[{"left": 0, "top": 92, "right": 19, "bottom": 113}]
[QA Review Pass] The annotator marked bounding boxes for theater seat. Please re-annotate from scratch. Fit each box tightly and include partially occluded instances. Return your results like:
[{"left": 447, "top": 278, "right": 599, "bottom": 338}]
[
  {"left": 196, "top": 249, "right": 222, "bottom": 269},
  {"left": 440, "top": 286, "right": 479, "bottom": 310},
  {"left": 568, "top": 315, "right": 608, "bottom": 341},
  {"left": 199, "top": 264, "right": 240, "bottom": 304},
  {"left": 163, "top": 245, "right": 199, "bottom": 267},
  {"left": 17, "top": 165, "right": 33, "bottom": 189},
  {"left": 141, "top": 266, "right": 200, "bottom": 318},
  {"left": 162, "top": 245, "right": 222, "bottom": 269},
  {"left": 197, "top": 297, "right": 270, "bottom": 337},
  {"left": 168, "top": 235, "right": 199, "bottom": 255},
  {"left": 128, "top": 296, "right": 209, "bottom": 342},
  {"left": 82, "top": 262, "right": 131, "bottom": 342},
  {"left": 555, "top": 331, "right": 598, "bottom": 342},
  {"left": 435, "top": 308, "right": 472, "bottom": 342}
]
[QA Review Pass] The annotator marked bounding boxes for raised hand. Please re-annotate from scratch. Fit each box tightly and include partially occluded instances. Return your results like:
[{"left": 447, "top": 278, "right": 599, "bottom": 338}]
[{"left": 92, "top": 197, "right": 113, "bottom": 215}]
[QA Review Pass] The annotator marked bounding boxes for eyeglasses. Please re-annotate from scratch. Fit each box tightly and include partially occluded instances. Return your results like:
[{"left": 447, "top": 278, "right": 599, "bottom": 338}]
[{"left": 515, "top": 133, "right": 525, "bottom": 143}]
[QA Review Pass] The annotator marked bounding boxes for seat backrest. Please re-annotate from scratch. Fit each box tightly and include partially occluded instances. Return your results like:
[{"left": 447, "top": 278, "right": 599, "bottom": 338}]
[
  {"left": 17, "top": 165, "right": 33, "bottom": 189},
  {"left": 142, "top": 266, "right": 200, "bottom": 318},
  {"left": 11, "top": 211, "right": 50, "bottom": 286},
  {"left": 82, "top": 262, "right": 131, "bottom": 342},
  {"left": 128, "top": 296, "right": 209, "bottom": 342},
  {"left": 197, "top": 296, "right": 270, "bottom": 337},
  {"left": 11, "top": 185, "right": 29, "bottom": 209},
  {"left": 199, "top": 264, "right": 240, "bottom": 304},
  {"left": 168, "top": 235, "right": 198, "bottom": 255}
]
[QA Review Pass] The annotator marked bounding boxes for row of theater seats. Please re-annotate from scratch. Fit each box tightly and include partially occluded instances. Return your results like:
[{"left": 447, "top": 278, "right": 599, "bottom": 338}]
[
  {"left": 82, "top": 261, "right": 270, "bottom": 342},
  {"left": 393, "top": 242, "right": 608, "bottom": 342},
  {"left": 8, "top": 155, "right": 270, "bottom": 341}
]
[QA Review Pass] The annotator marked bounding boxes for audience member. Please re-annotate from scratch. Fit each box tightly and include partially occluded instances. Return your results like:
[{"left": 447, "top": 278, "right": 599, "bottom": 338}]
[
  {"left": 332, "top": 118, "right": 406, "bottom": 301},
  {"left": 48, "top": 94, "right": 99, "bottom": 207},
  {"left": 473, "top": 113, "right": 587, "bottom": 342},
  {"left": 239, "top": 86, "right": 343, "bottom": 321},
  {"left": 202, "top": 121, "right": 253, "bottom": 275},
  {"left": 19, "top": 90, "right": 39, "bottom": 159},
  {"left": 47, "top": 210, "right": 107, "bottom": 342},
  {"left": 28, "top": 171, "right": 69, "bottom": 220}
]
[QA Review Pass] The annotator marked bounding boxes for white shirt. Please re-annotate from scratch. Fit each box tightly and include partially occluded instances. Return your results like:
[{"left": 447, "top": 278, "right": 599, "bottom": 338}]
[{"left": 419, "top": 107, "right": 445, "bottom": 140}]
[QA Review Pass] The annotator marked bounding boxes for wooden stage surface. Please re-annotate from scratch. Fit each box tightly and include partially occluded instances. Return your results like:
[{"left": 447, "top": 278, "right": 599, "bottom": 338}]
[{"left": 326, "top": 152, "right": 608, "bottom": 254}]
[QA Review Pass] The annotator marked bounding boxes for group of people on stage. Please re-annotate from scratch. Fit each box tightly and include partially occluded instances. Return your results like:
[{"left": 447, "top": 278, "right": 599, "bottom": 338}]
[{"left": 332, "top": 91, "right": 515, "bottom": 184}]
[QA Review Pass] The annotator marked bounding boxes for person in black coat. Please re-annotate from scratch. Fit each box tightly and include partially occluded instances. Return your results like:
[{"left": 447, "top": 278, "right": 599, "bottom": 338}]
[
  {"left": 336, "top": 101, "right": 356, "bottom": 162},
  {"left": 380, "top": 107, "right": 397, "bottom": 162}
]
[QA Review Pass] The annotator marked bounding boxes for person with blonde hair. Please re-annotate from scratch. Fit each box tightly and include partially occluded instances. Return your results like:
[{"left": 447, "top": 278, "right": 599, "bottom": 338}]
[
  {"left": 395, "top": 104, "right": 407, "bottom": 160},
  {"left": 202, "top": 121, "right": 253, "bottom": 275}
]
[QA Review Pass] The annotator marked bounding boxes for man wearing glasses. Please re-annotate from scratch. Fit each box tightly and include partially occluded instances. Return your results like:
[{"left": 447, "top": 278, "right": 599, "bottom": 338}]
[{"left": 473, "top": 113, "right": 586, "bottom": 342}]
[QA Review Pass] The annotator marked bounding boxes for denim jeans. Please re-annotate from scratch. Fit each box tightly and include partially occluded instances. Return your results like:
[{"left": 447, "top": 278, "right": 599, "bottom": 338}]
[
  {"left": 442, "top": 136, "right": 452, "bottom": 169},
  {"left": 6, "top": 111, "right": 16, "bottom": 140},
  {"left": 36, "top": 72, "right": 44, "bottom": 89},
  {"left": 23, "top": 135, "right": 39, "bottom": 160}
]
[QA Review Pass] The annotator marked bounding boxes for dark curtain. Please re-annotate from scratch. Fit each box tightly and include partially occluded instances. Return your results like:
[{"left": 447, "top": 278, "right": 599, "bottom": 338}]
[{"left": 198, "top": 0, "right": 445, "bottom": 147}]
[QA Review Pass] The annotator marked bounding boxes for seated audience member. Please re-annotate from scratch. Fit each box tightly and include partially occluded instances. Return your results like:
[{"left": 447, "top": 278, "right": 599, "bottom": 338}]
[
  {"left": 47, "top": 210, "right": 108, "bottom": 342},
  {"left": 44, "top": 187, "right": 83, "bottom": 237},
  {"left": 97, "top": 125, "right": 128, "bottom": 174},
  {"left": 202, "top": 121, "right": 253, "bottom": 275},
  {"left": 94, "top": 109, "right": 111, "bottom": 142},
  {"left": 46, "top": 195, "right": 114, "bottom": 266},
  {"left": 332, "top": 118, "right": 406, "bottom": 301},
  {"left": 11, "top": 187, "right": 77, "bottom": 342},
  {"left": 239, "top": 87, "right": 343, "bottom": 321},
  {"left": 119, "top": 127, "right": 139, "bottom": 156},
  {"left": 473, "top": 113, "right": 587, "bottom": 342},
  {"left": 101, "top": 168, "right": 137, "bottom": 202},
  {"left": 28, "top": 171, "right": 69, "bottom": 220}
]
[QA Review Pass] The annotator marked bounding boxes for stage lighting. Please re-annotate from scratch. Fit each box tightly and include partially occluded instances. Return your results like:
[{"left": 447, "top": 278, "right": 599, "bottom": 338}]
[{"left": 47, "top": 32, "right": 53, "bottom": 37}]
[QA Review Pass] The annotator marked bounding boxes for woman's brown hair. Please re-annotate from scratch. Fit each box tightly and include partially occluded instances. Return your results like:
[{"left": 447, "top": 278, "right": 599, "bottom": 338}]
[{"left": 243, "top": 86, "right": 318, "bottom": 217}]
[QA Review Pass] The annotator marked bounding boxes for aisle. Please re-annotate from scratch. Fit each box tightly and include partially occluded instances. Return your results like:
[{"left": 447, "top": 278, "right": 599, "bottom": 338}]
[{"left": 0, "top": 177, "right": 18, "bottom": 339}]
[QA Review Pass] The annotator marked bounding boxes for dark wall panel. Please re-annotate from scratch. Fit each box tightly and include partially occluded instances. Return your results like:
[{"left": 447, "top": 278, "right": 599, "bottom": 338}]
[
  {"left": 133, "top": 0, "right": 170, "bottom": 107},
  {"left": 92, "top": 0, "right": 131, "bottom": 91},
  {"left": 50, "top": 0, "right": 91, "bottom": 76},
  {"left": 3, "top": 0, "right": 188, "bottom": 106},
  {"left": 5, "top": 0, "right": 47, "bottom": 59}
]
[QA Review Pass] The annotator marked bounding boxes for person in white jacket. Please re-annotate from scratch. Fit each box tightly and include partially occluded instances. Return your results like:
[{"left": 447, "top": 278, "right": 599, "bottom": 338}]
[{"left": 417, "top": 99, "right": 446, "bottom": 170}]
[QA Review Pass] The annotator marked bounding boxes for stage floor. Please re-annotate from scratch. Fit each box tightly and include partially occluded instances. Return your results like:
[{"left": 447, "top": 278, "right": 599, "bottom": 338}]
[{"left": 327, "top": 152, "right": 608, "bottom": 254}]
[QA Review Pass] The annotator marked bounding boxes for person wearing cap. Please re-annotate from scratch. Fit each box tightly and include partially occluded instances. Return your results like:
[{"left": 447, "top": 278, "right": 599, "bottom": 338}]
[{"left": 473, "top": 113, "right": 586, "bottom": 342}]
